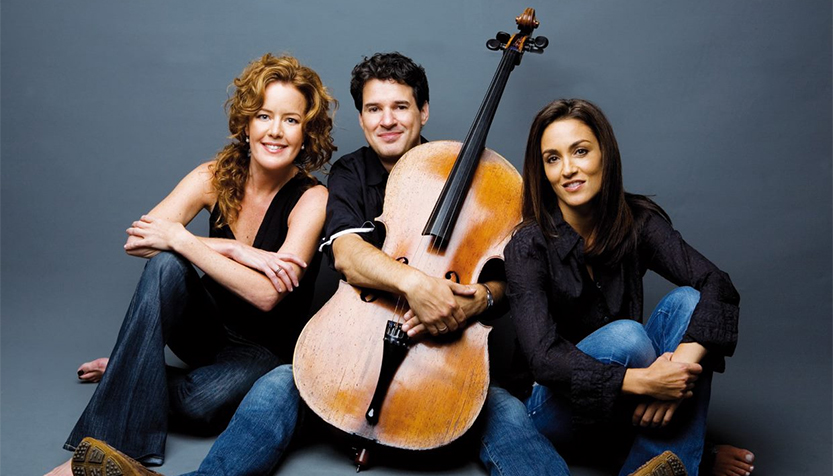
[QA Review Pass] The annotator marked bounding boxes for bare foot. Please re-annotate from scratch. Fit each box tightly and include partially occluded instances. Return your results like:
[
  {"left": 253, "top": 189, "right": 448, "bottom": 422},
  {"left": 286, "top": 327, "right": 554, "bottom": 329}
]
[
  {"left": 712, "top": 445, "right": 755, "bottom": 476},
  {"left": 77, "top": 357, "right": 109, "bottom": 382},
  {"left": 44, "top": 459, "right": 72, "bottom": 476}
]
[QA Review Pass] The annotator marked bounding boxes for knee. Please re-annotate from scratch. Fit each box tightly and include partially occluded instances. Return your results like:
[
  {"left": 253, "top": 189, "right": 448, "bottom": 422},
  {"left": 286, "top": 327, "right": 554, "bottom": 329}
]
[
  {"left": 143, "top": 251, "right": 192, "bottom": 283},
  {"left": 484, "top": 387, "right": 530, "bottom": 429},
  {"left": 247, "top": 365, "right": 299, "bottom": 406},
  {"left": 591, "top": 320, "right": 655, "bottom": 367},
  {"left": 660, "top": 287, "right": 700, "bottom": 315}
]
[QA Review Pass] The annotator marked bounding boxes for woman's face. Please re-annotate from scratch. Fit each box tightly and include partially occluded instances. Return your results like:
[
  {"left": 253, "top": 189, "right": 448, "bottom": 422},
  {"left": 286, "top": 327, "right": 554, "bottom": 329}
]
[
  {"left": 541, "top": 118, "right": 604, "bottom": 218},
  {"left": 246, "top": 81, "right": 307, "bottom": 174}
]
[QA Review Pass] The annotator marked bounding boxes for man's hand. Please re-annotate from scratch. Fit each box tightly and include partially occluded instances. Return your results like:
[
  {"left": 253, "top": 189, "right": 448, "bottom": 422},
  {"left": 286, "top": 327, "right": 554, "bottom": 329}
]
[{"left": 400, "top": 276, "right": 476, "bottom": 337}]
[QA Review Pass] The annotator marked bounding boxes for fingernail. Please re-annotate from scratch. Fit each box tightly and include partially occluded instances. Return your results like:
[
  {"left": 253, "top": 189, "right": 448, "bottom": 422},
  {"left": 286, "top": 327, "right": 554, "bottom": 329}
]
[
  {"left": 746, "top": 454, "right": 754, "bottom": 463},
  {"left": 77, "top": 370, "right": 84, "bottom": 377}
]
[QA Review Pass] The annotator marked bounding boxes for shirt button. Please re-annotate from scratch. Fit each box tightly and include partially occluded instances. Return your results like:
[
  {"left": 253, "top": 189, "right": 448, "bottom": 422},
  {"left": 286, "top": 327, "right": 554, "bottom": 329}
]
[{"left": 603, "top": 316, "right": 610, "bottom": 323}]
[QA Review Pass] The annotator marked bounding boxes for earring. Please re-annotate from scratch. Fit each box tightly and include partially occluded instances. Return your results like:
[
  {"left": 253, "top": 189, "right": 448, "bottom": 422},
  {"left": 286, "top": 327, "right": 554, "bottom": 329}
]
[
  {"left": 301, "top": 144, "right": 305, "bottom": 150},
  {"left": 245, "top": 136, "right": 249, "bottom": 143}
]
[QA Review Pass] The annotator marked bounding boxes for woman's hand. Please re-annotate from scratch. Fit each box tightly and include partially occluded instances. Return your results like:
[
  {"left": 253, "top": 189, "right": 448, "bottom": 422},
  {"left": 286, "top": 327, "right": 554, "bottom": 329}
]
[
  {"left": 124, "top": 215, "right": 190, "bottom": 253},
  {"left": 227, "top": 243, "right": 307, "bottom": 293},
  {"left": 632, "top": 399, "right": 682, "bottom": 427},
  {"left": 623, "top": 353, "right": 701, "bottom": 400}
]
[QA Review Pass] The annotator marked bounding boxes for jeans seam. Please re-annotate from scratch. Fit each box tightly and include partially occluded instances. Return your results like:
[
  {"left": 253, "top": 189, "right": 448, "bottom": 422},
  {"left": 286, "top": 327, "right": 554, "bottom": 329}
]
[{"left": 481, "top": 436, "right": 507, "bottom": 476}]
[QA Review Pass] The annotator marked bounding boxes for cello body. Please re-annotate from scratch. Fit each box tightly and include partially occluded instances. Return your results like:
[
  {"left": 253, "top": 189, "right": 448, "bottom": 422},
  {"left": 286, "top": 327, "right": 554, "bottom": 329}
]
[{"left": 294, "top": 141, "right": 521, "bottom": 449}]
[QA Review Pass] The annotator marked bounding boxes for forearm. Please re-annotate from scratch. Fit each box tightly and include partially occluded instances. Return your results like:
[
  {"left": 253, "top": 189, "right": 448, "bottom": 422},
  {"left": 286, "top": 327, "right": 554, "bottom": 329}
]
[
  {"left": 332, "top": 234, "right": 422, "bottom": 295},
  {"left": 173, "top": 232, "right": 287, "bottom": 311},
  {"left": 671, "top": 342, "right": 707, "bottom": 364},
  {"left": 197, "top": 237, "right": 238, "bottom": 257}
]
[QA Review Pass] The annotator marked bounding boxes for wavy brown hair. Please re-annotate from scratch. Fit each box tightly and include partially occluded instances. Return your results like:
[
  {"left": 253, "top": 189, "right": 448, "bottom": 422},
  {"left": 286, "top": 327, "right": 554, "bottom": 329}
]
[
  {"left": 210, "top": 53, "right": 337, "bottom": 228},
  {"left": 520, "top": 99, "right": 668, "bottom": 265}
]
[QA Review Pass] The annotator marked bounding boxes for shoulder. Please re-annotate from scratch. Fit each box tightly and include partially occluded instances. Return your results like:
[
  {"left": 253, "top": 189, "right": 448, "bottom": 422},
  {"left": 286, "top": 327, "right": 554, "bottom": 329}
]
[
  {"left": 289, "top": 184, "right": 328, "bottom": 225},
  {"left": 298, "top": 183, "right": 328, "bottom": 206},
  {"left": 505, "top": 224, "right": 547, "bottom": 261},
  {"left": 175, "top": 161, "right": 217, "bottom": 205},
  {"left": 330, "top": 147, "right": 370, "bottom": 173}
]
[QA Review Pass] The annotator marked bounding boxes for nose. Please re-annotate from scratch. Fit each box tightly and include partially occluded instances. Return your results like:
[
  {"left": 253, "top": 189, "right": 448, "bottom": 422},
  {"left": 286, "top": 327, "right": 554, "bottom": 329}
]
[
  {"left": 561, "top": 156, "right": 577, "bottom": 177},
  {"left": 380, "top": 108, "right": 396, "bottom": 128},
  {"left": 268, "top": 119, "right": 283, "bottom": 137}
]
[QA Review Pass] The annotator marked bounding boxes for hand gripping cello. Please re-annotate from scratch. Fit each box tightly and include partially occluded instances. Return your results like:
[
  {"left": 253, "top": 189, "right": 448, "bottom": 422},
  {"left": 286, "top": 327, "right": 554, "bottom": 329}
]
[{"left": 293, "top": 8, "right": 547, "bottom": 465}]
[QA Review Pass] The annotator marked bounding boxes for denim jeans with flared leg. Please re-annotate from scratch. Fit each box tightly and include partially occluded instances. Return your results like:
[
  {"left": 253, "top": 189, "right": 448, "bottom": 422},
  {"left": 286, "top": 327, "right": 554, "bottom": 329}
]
[{"left": 64, "top": 252, "right": 281, "bottom": 465}]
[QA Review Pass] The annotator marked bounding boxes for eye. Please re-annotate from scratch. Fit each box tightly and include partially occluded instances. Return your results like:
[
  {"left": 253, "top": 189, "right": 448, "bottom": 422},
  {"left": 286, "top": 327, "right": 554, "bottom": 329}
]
[
  {"left": 575, "top": 148, "right": 588, "bottom": 157},
  {"left": 286, "top": 117, "right": 300, "bottom": 124},
  {"left": 544, "top": 154, "right": 560, "bottom": 164},
  {"left": 366, "top": 106, "right": 379, "bottom": 113},
  {"left": 256, "top": 113, "right": 270, "bottom": 121},
  {"left": 397, "top": 104, "right": 409, "bottom": 110}
]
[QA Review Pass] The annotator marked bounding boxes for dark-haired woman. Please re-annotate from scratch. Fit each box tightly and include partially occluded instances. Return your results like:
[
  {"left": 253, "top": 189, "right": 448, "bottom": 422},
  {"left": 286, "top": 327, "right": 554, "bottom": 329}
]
[
  {"left": 498, "top": 99, "right": 753, "bottom": 476},
  {"left": 45, "top": 53, "right": 336, "bottom": 476}
]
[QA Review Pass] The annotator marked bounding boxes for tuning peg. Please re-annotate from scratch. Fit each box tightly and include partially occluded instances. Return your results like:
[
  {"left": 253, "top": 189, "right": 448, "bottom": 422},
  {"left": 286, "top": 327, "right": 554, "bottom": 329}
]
[
  {"left": 496, "top": 31, "right": 511, "bottom": 43},
  {"left": 523, "top": 36, "right": 549, "bottom": 54},
  {"left": 486, "top": 38, "right": 503, "bottom": 51}
]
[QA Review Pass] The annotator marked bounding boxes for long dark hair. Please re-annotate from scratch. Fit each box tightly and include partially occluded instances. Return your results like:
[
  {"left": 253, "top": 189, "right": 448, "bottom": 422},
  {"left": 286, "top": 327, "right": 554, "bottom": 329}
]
[{"left": 520, "top": 98, "right": 668, "bottom": 265}]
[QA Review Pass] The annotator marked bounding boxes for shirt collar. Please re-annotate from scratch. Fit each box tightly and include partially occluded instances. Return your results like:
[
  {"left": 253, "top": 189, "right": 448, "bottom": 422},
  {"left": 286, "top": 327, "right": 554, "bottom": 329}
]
[
  {"left": 364, "top": 136, "right": 428, "bottom": 187},
  {"left": 550, "top": 205, "right": 583, "bottom": 262}
]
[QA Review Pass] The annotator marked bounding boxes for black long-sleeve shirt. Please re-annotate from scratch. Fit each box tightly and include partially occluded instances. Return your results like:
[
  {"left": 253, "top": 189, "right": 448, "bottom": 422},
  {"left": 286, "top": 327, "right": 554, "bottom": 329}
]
[{"left": 504, "top": 206, "right": 739, "bottom": 426}]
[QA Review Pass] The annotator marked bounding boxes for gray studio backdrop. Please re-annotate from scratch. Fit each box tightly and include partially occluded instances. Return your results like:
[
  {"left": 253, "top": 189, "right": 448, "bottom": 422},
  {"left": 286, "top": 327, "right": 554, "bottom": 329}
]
[{"left": 2, "top": 1, "right": 831, "bottom": 475}]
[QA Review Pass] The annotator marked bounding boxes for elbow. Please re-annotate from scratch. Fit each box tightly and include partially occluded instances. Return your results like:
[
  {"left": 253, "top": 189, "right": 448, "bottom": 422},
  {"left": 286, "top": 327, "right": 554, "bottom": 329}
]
[
  {"left": 254, "top": 292, "right": 281, "bottom": 313},
  {"left": 527, "top": 354, "right": 549, "bottom": 383}
]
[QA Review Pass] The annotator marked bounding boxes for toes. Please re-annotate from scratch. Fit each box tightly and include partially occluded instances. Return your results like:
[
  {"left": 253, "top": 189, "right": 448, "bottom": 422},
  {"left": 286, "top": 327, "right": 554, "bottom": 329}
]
[{"left": 77, "top": 358, "right": 108, "bottom": 382}]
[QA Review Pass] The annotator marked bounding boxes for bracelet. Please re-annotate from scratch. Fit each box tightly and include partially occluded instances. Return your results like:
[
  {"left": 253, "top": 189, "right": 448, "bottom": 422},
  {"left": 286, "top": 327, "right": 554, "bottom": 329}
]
[{"left": 481, "top": 283, "right": 494, "bottom": 310}]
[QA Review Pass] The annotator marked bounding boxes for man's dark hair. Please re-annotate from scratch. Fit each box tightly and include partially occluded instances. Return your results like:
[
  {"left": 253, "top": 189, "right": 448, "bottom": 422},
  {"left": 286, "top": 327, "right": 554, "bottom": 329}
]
[{"left": 350, "top": 52, "right": 429, "bottom": 111}]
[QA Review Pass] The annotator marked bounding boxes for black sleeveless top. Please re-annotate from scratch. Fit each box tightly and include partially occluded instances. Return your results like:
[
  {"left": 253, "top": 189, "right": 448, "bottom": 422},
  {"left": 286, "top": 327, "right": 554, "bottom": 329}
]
[{"left": 203, "top": 172, "right": 322, "bottom": 362}]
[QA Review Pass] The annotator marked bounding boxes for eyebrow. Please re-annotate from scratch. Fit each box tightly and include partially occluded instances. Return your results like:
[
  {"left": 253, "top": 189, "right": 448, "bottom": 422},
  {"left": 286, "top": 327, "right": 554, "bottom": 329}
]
[
  {"left": 542, "top": 139, "right": 592, "bottom": 155},
  {"left": 363, "top": 100, "right": 412, "bottom": 109}
]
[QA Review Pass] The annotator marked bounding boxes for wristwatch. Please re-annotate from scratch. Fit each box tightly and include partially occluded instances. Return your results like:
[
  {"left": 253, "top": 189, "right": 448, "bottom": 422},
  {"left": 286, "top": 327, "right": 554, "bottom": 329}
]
[{"left": 481, "top": 283, "right": 494, "bottom": 310}]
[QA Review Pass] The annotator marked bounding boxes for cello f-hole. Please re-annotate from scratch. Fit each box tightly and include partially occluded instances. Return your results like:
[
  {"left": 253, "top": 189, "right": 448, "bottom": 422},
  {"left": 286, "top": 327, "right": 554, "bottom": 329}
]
[
  {"left": 445, "top": 270, "right": 460, "bottom": 283},
  {"left": 360, "top": 290, "right": 377, "bottom": 303}
]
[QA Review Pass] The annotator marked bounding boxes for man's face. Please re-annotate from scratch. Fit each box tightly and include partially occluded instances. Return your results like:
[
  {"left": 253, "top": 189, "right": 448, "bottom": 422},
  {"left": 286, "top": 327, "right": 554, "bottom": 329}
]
[{"left": 358, "top": 79, "right": 429, "bottom": 169}]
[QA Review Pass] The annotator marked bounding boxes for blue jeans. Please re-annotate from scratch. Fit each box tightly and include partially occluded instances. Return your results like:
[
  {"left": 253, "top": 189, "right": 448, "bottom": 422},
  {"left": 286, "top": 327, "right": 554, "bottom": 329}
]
[
  {"left": 480, "top": 387, "right": 570, "bottom": 476},
  {"left": 64, "top": 252, "right": 282, "bottom": 464},
  {"left": 185, "top": 367, "right": 564, "bottom": 476},
  {"left": 179, "top": 364, "right": 302, "bottom": 476},
  {"left": 519, "top": 287, "right": 710, "bottom": 476}
]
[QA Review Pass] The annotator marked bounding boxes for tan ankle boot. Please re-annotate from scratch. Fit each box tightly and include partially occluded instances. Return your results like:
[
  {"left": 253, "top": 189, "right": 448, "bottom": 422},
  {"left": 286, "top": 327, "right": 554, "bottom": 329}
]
[
  {"left": 71, "top": 437, "right": 162, "bottom": 476},
  {"left": 628, "top": 451, "right": 688, "bottom": 476}
]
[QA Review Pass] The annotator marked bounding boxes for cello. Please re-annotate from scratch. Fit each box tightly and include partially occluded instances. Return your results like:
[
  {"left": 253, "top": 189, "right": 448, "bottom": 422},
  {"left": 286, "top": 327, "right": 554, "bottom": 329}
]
[{"left": 293, "top": 7, "right": 547, "bottom": 463}]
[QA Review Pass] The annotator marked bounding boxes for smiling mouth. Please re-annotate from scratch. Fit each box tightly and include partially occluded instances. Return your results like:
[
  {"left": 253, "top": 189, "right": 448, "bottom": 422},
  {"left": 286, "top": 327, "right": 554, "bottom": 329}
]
[
  {"left": 263, "top": 143, "right": 286, "bottom": 152},
  {"left": 563, "top": 180, "right": 584, "bottom": 192},
  {"left": 378, "top": 132, "right": 402, "bottom": 142}
]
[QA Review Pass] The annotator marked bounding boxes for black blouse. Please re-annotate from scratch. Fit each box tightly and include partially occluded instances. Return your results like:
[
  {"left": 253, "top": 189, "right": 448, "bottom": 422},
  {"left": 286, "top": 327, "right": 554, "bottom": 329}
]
[
  {"left": 203, "top": 172, "right": 321, "bottom": 363},
  {"left": 504, "top": 205, "right": 739, "bottom": 426}
]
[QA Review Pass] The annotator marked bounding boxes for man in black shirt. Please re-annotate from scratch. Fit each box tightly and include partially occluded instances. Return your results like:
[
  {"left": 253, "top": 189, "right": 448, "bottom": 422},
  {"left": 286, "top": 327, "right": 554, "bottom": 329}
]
[{"left": 320, "top": 53, "right": 501, "bottom": 335}]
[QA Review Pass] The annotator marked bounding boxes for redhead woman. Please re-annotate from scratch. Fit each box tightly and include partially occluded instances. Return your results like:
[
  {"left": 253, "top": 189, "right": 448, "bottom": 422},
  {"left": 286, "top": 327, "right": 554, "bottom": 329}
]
[
  {"left": 500, "top": 99, "right": 753, "bottom": 476},
  {"left": 45, "top": 53, "right": 336, "bottom": 476}
]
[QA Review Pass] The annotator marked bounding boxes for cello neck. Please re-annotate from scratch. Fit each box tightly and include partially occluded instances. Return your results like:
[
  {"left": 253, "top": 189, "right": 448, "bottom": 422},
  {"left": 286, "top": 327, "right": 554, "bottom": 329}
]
[{"left": 423, "top": 8, "right": 546, "bottom": 244}]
